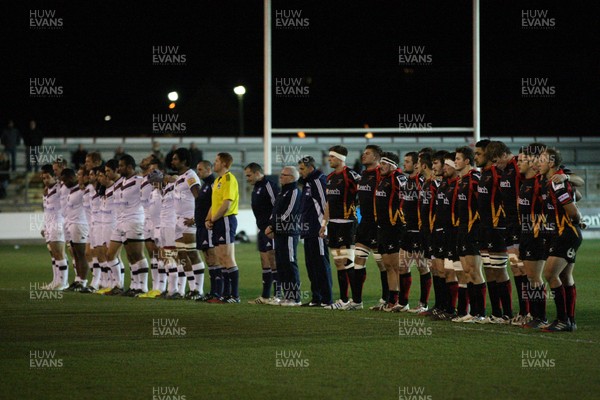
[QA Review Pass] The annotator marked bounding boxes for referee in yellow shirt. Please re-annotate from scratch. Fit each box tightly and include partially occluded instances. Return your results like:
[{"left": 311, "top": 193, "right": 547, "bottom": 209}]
[{"left": 205, "top": 152, "right": 240, "bottom": 303}]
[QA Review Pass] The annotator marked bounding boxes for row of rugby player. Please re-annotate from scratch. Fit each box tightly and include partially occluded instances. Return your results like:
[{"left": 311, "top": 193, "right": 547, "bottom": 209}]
[{"left": 40, "top": 149, "right": 243, "bottom": 303}]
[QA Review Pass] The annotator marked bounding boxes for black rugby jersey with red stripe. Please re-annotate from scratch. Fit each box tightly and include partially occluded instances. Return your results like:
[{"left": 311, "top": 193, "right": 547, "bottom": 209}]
[
  {"left": 356, "top": 166, "right": 381, "bottom": 223},
  {"left": 375, "top": 169, "right": 406, "bottom": 227},
  {"left": 326, "top": 166, "right": 361, "bottom": 220},
  {"left": 420, "top": 177, "right": 438, "bottom": 234},
  {"left": 499, "top": 156, "right": 520, "bottom": 223},
  {"left": 477, "top": 165, "right": 505, "bottom": 228},
  {"left": 456, "top": 169, "right": 480, "bottom": 233},
  {"left": 401, "top": 173, "right": 423, "bottom": 231},
  {"left": 544, "top": 170, "right": 580, "bottom": 237}
]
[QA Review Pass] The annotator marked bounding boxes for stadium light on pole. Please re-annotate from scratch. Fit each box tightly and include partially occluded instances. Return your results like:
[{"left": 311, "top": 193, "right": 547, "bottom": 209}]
[
  {"left": 234, "top": 86, "right": 246, "bottom": 136},
  {"left": 168, "top": 91, "right": 179, "bottom": 102}
]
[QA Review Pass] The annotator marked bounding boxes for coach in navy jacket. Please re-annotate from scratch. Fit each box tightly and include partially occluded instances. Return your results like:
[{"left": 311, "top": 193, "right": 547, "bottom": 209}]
[
  {"left": 266, "top": 166, "right": 301, "bottom": 304},
  {"left": 297, "top": 156, "right": 333, "bottom": 306}
]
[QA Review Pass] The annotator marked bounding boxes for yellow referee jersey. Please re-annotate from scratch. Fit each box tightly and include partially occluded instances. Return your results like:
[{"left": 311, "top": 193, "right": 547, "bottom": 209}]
[{"left": 212, "top": 171, "right": 239, "bottom": 217}]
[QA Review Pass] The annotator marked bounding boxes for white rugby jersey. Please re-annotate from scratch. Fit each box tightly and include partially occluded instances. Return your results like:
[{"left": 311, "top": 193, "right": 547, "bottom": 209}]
[
  {"left": 101, "top": 182, "right": 118, "bottom": 225},
  {"left": 111, "top": 177, "right": 124, "bottom": 221},
  {"left": 83, "top": 184, "right": 95, "bottom": 224},
  {"left": 173, "top": 169, "right": 200, "bottom": 218},
  {"left": 117, "top": 175, "right": 144, "bottom": 222},
  {"left": 160, "top": 183, "right": 177, "bottom": 227},
  {"left": 59, "top": 181, "right": 70, "bottom": 220},
  {"left": 140, "top": 175, "right": 153, "bottom": 212},
  {"left": 65, "top": 185, "right": 87, "bottom": 225},
  {"left": 147, "top": 186, "right": 162, "bottom": 225},
  {"left": 43, "top": 183, "right": 64, "bottom": 224},
  {"left": 90, "top": 186, "right": 103, "bottom": 226}
]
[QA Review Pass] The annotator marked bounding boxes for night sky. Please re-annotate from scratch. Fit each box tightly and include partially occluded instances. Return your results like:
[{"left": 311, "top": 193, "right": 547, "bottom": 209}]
[{"left": 2, "top": 0, "right": 599, "bottom": 137}]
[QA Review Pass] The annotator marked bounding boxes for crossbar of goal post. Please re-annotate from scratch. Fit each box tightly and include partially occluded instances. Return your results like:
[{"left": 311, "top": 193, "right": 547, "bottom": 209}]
[{"left": 271, "top": 127, "right": 474, "bottom": 134}]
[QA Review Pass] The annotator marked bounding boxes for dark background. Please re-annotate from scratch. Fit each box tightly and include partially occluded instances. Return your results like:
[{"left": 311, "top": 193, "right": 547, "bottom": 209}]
[{"left": 1, "top": 0, "right": 599, "bottom": 137}]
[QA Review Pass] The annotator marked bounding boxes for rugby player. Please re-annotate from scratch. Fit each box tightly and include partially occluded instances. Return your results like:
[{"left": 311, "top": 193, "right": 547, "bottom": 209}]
[
  {"left": 354, "top": 145, "right": 387, "bottom": 310},
  {"left": 539, "top": 148, "right": 583, "bottom": 332},
  {"left": 486, "top": 141, "right": 529, "bottom": 325},
  {"left": 453, "top": 147, "right": 486, "bottom": 322},
  {"left": 205, "top": 152, "right": 241, "bottom": 303},
  {"left": 139, "top": 154, "right": 161, "bottom": 298},
  {"left": 440, "top": 153, "right": 461, "bottom": 319},
  {"left": 517, "top": 145, "right": 549, "bottom": 328},
  {"left": 105, "top": 155, "right": 147, "bottom": 296},
  {"left": 96, "top": 161, "right": 121, "bottom": 294},
  {"left": 93, "top": 168, "right": 111, "bottom": 291},
  {"left": 430, "top": 150, "right": 458, "bottom": 320},
  {"left": 171, "top": 148, "right": 205, "bottom": 300},
  {"left": 373, "top": 152, "right": 406, "bottom": 312},
  {"left": 61, "top": 168, "right": 90, "bottom": 291},
  {"left": 401, "top": 152, "right": 431, "bottom": 314},
  {"left": 40, "top": 164, "right": 68, "bottom": 290},
  {"left": 245, "top": 162, "right": 279, "bottom": 304},
  {"left": 79, "top": 166, "right": 101, "bottom": 293},
  {"left": 418, "top": 152, "right": 444, "bottom": 316},
  {"left": 80, "top": 167, "right": 105, "bottom": 292},
  {"left": 320, "top": 145, "right": 362, "bottom": 310},
  {"left": 475, "top": 140, "right": 512, "bottom": 323},
  {"left": 153, "top": 166, "right": 180, "bottom": 299}
]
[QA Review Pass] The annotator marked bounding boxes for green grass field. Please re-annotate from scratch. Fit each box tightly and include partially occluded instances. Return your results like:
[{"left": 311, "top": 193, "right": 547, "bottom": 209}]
[{"left": 1, "top": 241, "right": 599, "bottom": 400}]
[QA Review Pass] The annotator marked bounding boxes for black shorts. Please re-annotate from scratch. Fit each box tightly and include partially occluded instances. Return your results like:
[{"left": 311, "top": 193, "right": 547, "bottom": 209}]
[
  {"left": 547, "top": 228, "right": 583, "bottom": 264},
  {"left": 377, "top": 225, "right": 404, "bottom": 254},
  {"left": 479, "top": 226, "right": 507, "bottom": 253},
  {"left": 257, "top": 229, "right": 274, "bottom": 252},
  {"left": 420, "top": 231, "right": 433, "bottom": 259},
  {"left": 327, "top": 221, "right": 356, "bottom": 249},
  {"left": 355, "top": 220, "right": 378, "bottom": 249},
  {"left": 212, "top": 215, "right": 237, "bottom": 246},
  {"left": 196, "top": 226, "right": 214, "bottom": 251},
  {"left": 445, "top": 227, "right": 460, "bottom": 261},
  {"left": 431, "top": 228, "right": 446, "bottom": 259},
  {"left": 519, "top": 234, "right": 546, "bottom": 261},
  {"left": 504, "top": 220, "right": 521, "bottom": 248},
  {"left": 456, "top": 228, "right": 480, "bottom": 257},
  {"left": 400, "top": 230, "right": 422, "bottom": 253}
]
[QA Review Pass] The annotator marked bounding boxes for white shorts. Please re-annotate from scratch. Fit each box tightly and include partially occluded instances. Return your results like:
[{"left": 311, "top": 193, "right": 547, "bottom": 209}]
[
  {"left": 159, "top": 226, "right": 176, "bottom": 248},
  {"left": 111, "top": 219, "right": 145, "bottom": 243},
  {"left": 101, "top": 222, "right": 115, "bottom": 247},
  {"left": 144, "top": 218, "right": 154, "bottom": 242},
  {"left": 175, "top": 216, "right": 196, "bottom": 239},
  {"left": 44, "top": 220, "right": 65, "bottom": 243},
  {"left": 90, "top": 225, "right": 105, "bottom": 248},
  {"left": 65, "top": 223, "right": 89, "bottom": 244}
]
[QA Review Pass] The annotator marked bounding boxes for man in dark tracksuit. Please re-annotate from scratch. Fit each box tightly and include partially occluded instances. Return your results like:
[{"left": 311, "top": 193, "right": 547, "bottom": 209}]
[
  {"left": 265, "top": 166, "right": 302, "bottom": 306},
  {"left": 194, "top": 160, "right": 219, "bottom": 300},
  {"left": 298, "top": 156, "right": 333, "bottom": 307},
  {"left": 245, "top": 163, "right": 280, "bottom": 304}
]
